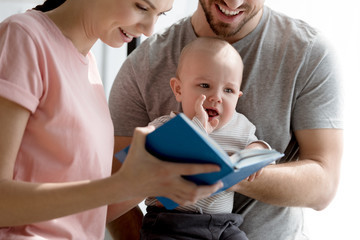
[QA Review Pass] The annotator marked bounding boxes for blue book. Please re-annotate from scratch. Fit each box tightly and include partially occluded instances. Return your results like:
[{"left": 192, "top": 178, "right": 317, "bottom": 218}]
[{"left": 115, "top": 113, "right": 284, "bottom": 210}]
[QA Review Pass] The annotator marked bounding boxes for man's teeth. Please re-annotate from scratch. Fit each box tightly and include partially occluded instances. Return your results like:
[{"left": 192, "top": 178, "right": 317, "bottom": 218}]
[{"left": 218, "top": 5, "right": 241, "bottom": 16}]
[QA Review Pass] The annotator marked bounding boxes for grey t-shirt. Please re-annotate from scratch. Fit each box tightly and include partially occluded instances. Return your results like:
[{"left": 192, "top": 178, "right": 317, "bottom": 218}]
[{"left": 109, "top": 6, "right": 343, "bottom": 240}]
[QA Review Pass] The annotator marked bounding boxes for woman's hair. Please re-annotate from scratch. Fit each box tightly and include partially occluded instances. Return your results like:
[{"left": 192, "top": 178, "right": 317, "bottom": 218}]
[{"left": 33, "top": 0, "right": 66, "bottom": 12}]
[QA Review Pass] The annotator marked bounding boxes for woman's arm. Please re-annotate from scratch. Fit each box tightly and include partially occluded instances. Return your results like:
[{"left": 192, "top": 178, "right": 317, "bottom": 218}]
[{"left": 0, "top": 97, "right": 223, "bottom": 227}]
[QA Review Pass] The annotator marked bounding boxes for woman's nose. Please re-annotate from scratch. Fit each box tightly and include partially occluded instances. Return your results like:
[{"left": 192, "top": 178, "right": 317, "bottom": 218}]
[{"left": 139, "top": 16, "right": 157, "bottom": 37}]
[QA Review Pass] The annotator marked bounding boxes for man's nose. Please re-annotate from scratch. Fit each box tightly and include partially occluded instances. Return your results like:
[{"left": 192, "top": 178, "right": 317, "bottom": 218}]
[{"left": 223, "top": 0, "right": 245, "bottom": 10}]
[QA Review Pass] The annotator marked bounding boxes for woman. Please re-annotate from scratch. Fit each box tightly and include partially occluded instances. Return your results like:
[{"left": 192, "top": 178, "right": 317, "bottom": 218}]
[{"left": 0, "top": 0, "right": 222, "bottom": 238}]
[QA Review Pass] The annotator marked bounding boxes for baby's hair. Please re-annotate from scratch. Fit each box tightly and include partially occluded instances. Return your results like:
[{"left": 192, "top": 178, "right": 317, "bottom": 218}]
[
  {"left": 33, "top": 0, "right": 66, "bottom": 12},
  {"left": 176, "top": 37, "right": 243, "bottom": 78}
]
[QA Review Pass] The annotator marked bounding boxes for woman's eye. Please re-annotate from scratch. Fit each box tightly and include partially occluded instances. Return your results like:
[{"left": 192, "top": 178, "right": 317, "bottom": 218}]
[
  {"left": 136, "top": 3, "right": 148, "bottom": 11},
  {"left": 199, "top": 83, "right": 209, "bottom": 88},
  {"left": 136, "top": 3, "right": 166, "bottom": 17}
]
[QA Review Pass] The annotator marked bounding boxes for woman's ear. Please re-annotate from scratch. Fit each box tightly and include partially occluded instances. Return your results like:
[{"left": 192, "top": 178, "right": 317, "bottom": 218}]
[{"left": 170, "top": 77, "right": 182, "bottom": 102}]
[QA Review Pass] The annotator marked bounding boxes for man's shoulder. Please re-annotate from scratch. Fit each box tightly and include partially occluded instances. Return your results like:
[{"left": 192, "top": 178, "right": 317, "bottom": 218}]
[
  {"left": 265, "top": 6, "right": 319, "bottom": 43},
  {"left": 260, "top": 6, "right": 330, "bottom": 61},
  {"left": 127, "top": 17, "right": 195, "bottom": 74},
  {"left": 136, "top": 17, "right": 194, "bottom": 53}
]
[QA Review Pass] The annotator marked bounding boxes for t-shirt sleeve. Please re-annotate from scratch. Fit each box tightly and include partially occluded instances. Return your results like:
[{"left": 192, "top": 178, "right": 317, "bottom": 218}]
[
  {"left": 292, "top": 34, "right": 344, "bottom": 130},
  {"left": 0, "top": 19, "right": 43, "bottom": 113}
]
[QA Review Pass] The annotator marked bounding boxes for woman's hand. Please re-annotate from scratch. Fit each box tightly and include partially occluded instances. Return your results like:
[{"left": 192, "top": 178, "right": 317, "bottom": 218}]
[{"left": 116, "top": 126, "right": 223, "bottom": 206}]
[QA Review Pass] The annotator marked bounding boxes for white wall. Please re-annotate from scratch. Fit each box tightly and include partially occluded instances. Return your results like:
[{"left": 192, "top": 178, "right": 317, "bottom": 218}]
[
  {"left": 0, "top": 0, "right": 42, "bottom": 18},
  {"left": 1, "top": 1, "right": 359, "bottom": 239}
]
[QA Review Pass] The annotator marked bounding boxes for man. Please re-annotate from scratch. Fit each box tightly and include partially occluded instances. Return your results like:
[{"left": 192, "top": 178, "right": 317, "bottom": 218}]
[{"left": 108, "top": 0, "right": 343, "bottom": 239}]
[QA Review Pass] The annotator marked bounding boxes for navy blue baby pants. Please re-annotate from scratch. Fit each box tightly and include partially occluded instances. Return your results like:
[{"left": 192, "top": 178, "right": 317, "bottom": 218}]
[{"left": 140, "top": 207, "right": 248, "bottom": 240}]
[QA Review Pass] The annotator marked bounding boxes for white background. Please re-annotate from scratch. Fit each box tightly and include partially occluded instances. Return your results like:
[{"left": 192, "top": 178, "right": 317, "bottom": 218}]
[
  {"left": 264, "top": 1, "right": 360, "bottom": 239},
  {"left": 1, "top": 0, "right": 359, "bottom": 239}
]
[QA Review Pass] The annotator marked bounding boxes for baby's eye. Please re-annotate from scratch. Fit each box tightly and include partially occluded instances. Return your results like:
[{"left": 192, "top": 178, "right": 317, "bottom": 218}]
[
  {"left": 224, "top": 88, "right": 234, "bottom": 93},
  {"left": 199, "top": 83, "right": 210, "bottom": 88}
]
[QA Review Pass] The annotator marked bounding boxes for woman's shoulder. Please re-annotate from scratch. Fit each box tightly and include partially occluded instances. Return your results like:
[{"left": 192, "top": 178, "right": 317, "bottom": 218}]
[
  {"left": 0, "top": 10, "right": 48, "bottom": 39},
  {"left": 2, "top": 10, "right": 38, "bottom": 27}
]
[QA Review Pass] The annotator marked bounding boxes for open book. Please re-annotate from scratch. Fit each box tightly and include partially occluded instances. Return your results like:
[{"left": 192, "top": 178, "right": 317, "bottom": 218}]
[{"left": 115, "top": 113, "right": 284, "bottom": 210}]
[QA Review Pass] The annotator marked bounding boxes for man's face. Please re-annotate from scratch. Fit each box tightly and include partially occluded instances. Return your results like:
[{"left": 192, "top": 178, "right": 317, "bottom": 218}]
[{"left": 198, "top": 0, "right": 265, "bottom": 38}]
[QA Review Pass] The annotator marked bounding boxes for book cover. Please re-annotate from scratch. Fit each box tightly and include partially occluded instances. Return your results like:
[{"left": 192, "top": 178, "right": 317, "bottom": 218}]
[{"left": 115, "top": 113, "right": 284, "bottom": 209}]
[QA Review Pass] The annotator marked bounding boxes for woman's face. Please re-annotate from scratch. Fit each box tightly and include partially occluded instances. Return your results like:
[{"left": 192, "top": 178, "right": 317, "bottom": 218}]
[{"left": 95, "top": 0, "right": 173, "bottom": 47}]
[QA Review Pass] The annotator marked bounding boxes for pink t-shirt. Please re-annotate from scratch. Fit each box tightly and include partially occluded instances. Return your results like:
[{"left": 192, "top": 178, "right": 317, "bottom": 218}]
[{"left": 0, "top": 10, "right": 114, "bottom": 239}]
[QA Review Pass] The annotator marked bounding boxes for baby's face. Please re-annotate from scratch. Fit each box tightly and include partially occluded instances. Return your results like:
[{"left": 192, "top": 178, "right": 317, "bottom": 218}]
[{"left": 178, "top": 50, "right": 243, "bottom": 130}]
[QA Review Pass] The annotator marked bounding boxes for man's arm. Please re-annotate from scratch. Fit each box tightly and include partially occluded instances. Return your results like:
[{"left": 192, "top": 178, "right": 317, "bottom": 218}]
[{"left": 230, "top": 128, "right": 343, "bottom": 211}]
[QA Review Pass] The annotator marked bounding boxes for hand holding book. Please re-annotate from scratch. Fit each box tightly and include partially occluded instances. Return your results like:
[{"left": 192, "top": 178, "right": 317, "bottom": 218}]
[{"left": 115, "top": 114, "right": 284, "bottom": 209}]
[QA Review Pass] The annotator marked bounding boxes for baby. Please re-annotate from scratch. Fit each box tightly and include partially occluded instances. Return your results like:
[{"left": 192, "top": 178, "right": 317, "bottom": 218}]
[{"left": 141, "top": 37, "right": 271, "bottom": 240}]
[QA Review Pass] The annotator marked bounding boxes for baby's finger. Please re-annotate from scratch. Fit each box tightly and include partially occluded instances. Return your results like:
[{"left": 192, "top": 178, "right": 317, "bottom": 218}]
[
  {"left": 195, "top": 94, "right": 206, "bottom": 108},
  {"left": 210, "top": 118, "right": 219, "bottom": 130}
]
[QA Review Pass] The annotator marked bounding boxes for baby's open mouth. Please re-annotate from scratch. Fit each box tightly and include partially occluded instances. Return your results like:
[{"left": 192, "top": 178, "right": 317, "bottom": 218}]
[{"left": 205, "top": 108, "right": 219, "bottom": 118}]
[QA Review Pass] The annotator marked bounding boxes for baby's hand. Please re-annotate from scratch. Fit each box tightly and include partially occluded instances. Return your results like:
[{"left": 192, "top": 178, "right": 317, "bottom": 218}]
[{"left": 194, "top": 95, "right": 219, "bottom": 134}]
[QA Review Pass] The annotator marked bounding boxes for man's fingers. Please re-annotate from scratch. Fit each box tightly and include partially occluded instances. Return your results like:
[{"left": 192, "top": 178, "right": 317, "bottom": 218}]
[
  {"left": 247, "top": 169, "right": 263, "bottom": 182},
  {"left": 247, "top": 174, "right": 256, "bottom": 182},
  {"left": 256, "top": 168, "right": 264, "bottom": 177}
]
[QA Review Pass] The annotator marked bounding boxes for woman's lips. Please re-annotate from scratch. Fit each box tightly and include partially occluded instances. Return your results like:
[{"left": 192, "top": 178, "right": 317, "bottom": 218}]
[{"left": 119, "top": 28, "right": 134, "bottom": 43}]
